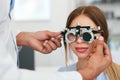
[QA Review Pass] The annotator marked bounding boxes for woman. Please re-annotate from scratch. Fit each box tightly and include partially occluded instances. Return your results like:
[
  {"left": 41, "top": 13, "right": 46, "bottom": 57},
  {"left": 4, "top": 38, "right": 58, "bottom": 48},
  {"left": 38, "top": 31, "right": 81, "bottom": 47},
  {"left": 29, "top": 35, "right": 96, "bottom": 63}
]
[{"left": 59, "top": 5, "right": 120, "bottom": 80}]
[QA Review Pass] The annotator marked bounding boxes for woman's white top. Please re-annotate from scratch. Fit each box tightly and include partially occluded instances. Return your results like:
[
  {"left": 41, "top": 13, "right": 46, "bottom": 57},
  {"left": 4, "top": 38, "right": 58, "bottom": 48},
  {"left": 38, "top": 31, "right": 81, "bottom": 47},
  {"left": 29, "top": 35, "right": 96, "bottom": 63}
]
[{"left": 58, "top": 63, "right": 109, "bottom": 80}]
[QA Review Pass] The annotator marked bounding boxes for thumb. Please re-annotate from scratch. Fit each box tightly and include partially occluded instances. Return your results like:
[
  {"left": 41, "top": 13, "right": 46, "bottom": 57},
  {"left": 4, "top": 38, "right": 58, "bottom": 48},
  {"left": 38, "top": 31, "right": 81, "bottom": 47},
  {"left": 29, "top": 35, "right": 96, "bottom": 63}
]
[
  {"left": 47, "top": 31, "right": 61, "bottom": 37},
  {"left": 103, "top": 42, "right": 112, "bottom": 57},
  {"left": 103, "top": 42, "right": 112, "bottom": 65}
]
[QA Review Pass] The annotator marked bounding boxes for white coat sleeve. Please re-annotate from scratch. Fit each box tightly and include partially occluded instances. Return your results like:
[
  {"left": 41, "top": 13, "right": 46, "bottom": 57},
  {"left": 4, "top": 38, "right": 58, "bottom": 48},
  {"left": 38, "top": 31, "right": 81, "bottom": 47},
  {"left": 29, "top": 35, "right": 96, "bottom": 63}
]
[
  {"left": 20, "top": 70, "right": 83, "bottom": 80},
  {"left": 0, "top": 41, "right": 83, "bottom": 80}
]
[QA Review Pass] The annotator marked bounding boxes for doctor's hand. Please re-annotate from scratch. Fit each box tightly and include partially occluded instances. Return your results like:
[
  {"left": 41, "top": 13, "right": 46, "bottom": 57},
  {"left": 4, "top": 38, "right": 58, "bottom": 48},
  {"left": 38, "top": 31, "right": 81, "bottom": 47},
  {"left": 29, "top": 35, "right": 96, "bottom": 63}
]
[
  {"left": 16, "top": 31, "right": 62, "bottom": 53},
  {"left": 78, "top": 36, "right": 112, "bottom": 80}
]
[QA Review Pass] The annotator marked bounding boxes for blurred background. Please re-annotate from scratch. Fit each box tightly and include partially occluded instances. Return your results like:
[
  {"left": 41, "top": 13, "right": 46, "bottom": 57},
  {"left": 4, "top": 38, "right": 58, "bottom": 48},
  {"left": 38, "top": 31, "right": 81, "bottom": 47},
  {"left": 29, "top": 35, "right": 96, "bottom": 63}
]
[{"left": 11, "top": 0, "right": 120, "bottom": 71}]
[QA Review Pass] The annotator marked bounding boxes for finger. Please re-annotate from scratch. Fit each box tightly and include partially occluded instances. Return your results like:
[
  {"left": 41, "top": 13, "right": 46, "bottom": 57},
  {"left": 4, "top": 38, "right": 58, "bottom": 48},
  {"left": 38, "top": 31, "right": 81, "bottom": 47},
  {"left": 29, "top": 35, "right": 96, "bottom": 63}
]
[
  {"left": 46, "top": 40, "right": 58, "bottom": 50},
  {"left": 51, "top": 38, "right": 61, "bottom": 47},
  {"left": 31, "top": 42, "right": 50, "bottom": 54},
  {"left": 30, "top": 40, "right": 51, "bottom": 54},
  {"left": 88, "top": 40, "right": 97, "bottom": 57},
  {"left": 42, "top": 40, "right": 53, "bottom": 53},
  {"left": 89, "top": 40, "right": 97, "bottom": 52},
  {"left": 28, "top": 39, "right": 44, "bottom": 52},
  {"left": 103, "top": 42, "right": 112, "bottom": 65},
  {"left": 95, "top": 36, "right": 104, "bottom": 56},
  {"left": 103, "top": 42, "right": 111, "bottom": 57},
  {"left": 56, "top": 34, "right": 63, "bottom": 39}
]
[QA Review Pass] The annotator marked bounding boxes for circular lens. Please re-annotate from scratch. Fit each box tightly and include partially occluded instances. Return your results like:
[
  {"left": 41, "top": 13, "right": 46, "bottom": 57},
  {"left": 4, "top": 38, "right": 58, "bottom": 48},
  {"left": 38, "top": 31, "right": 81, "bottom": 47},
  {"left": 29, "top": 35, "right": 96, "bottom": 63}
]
[
  {"left": 82, "top": 32, "right": 92, "bottom": 42},
  {"left": 67, "top": 33, "right": 76, "bottom": 42}
]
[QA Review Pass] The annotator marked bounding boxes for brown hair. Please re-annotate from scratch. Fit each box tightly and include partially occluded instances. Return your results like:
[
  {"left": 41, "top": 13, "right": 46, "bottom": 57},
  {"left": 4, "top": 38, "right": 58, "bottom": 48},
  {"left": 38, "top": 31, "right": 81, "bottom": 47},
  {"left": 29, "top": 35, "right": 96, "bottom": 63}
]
[
  {"left": 66, "top": 5, "right": 108, "bottom": 43},
  {"left": 64, "top": 5, "right": 120, "bottom": 80}
]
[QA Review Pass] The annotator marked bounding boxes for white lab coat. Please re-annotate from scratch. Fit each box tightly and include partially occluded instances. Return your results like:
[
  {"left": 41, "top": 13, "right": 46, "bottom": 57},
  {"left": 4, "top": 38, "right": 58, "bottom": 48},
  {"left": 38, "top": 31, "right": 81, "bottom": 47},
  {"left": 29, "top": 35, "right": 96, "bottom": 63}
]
[{"left": 0, "top": 0, "right": 82, "bottom": 80}]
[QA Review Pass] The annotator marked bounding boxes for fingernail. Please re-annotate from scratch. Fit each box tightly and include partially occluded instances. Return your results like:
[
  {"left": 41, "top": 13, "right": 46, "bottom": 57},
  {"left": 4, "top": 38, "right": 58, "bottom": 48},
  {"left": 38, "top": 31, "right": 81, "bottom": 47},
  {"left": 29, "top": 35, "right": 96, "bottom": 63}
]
[
  {"left": 43, "top": 42, "right": 46, "bottom": 46},
  {"left": 57, "top": 35, "right": 62, "bottom": 38},
  {"left": 43, "top": 40, "right": 48, "bottom": 45},
  {"left": 98, "top": 36, "right": 104, "bottom": 40},
  {"left": 51, "top": 38, "right": 55, "bottom": 40}
]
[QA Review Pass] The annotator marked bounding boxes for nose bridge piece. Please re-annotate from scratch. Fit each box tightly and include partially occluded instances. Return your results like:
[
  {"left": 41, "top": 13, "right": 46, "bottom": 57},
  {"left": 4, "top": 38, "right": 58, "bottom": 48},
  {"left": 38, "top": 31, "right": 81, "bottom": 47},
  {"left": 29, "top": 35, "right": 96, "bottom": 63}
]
[{"left": 76, "top": 35, "right": 83, "bottom": 43}]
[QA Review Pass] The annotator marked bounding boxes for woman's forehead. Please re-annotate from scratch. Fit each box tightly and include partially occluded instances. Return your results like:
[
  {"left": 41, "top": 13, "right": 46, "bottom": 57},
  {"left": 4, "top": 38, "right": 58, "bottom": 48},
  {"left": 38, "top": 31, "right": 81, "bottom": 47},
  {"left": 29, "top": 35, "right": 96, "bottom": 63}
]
[{"left": 70, "top": 15, "right": 98, "bottom": 29}]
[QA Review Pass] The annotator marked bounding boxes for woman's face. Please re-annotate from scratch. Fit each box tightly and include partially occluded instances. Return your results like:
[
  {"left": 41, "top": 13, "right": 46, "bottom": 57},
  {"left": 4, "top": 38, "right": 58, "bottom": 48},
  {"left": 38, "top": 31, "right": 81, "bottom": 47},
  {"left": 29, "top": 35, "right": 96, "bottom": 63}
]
[{"left": 70, "top": 14, "right": 100, "bottom": 60}]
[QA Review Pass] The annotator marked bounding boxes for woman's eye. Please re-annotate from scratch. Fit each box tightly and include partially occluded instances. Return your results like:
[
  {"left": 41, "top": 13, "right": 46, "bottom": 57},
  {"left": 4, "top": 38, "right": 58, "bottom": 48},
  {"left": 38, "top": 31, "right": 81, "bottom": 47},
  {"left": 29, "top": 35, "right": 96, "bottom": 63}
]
[{"left": 67, "top": 33, "right": 76, "bottom": 41}]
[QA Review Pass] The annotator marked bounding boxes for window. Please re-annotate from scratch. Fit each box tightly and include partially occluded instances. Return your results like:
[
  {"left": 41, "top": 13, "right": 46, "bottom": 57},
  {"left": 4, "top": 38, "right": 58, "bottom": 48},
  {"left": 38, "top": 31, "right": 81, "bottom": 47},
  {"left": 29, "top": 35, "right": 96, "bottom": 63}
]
[{"left": 13, "top": 0, "right": 50, "bottom": 21}]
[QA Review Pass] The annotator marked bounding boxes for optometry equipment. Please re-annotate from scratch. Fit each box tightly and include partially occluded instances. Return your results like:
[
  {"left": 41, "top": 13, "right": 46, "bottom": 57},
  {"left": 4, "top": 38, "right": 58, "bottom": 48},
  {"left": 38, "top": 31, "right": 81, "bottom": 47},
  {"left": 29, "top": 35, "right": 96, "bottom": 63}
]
[{"left": 61, "top": 24, "right": 102, "bottom": 43}]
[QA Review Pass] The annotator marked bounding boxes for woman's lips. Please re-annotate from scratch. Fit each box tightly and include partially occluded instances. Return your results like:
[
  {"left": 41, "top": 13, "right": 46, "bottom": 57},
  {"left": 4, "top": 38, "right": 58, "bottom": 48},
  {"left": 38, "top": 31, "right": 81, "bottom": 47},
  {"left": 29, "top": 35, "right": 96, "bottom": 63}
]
[{"left": 75, "top": 47, "right": 88, "bottom": 53}]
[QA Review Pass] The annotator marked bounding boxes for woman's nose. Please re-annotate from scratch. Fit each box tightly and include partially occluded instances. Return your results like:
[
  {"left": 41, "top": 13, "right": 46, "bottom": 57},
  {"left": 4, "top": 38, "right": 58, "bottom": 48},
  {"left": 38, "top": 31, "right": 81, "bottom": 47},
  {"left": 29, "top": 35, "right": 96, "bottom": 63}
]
[{"left": 76, "top": 36, "right": 84, "bottom": 43}]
